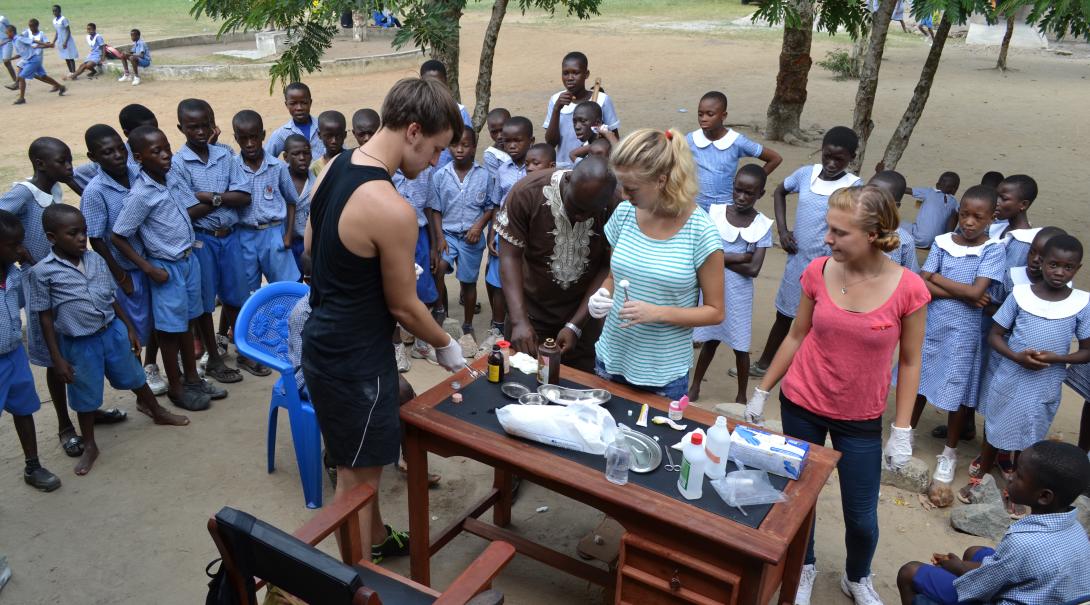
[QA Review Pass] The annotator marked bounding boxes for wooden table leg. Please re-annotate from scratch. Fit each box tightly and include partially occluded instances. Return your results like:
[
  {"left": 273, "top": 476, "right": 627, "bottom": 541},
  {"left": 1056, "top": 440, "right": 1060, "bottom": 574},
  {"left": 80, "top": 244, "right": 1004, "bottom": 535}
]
[
  {"left": 405, "top": 424, "right": 431, "bottom": 586},
  {"left": 492, "top": 468, "right": 513, "bottom": 528},
  {"left": 778, "top": 506, "right": 815, "bottom": 605}
]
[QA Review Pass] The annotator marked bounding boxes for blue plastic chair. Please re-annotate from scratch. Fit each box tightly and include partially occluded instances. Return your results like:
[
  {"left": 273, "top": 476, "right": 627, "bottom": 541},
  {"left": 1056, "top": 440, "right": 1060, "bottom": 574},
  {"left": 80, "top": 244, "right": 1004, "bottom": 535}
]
[{"left": 234, "top": 281, "right": 322, "bottom": 509}]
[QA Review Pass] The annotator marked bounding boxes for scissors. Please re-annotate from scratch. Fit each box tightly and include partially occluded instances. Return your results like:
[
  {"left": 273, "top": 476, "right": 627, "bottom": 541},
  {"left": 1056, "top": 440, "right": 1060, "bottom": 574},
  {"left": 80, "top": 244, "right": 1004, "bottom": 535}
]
[{"left": 662, "top": 443, "right": 680, "bottom": 472}]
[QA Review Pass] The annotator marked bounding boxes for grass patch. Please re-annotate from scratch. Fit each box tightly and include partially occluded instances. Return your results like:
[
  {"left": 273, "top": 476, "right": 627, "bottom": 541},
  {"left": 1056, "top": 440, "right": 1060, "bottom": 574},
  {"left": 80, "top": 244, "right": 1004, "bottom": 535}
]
[
  {"left": 468, "top": 0, "right": 756, "bottom": 24},
  {"left": 1, "top": 0, "right": 218, "bottom": 40}
]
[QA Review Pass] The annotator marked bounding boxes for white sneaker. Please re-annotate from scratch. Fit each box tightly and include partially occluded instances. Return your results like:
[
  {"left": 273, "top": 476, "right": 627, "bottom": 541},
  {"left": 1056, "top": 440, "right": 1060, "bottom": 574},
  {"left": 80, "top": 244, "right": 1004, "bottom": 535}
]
[
  {"left": 394, "top": 343, "right": 411, "bottom": 373},
  {"left": 458, "top": 333, "right": 478, "bottom": 358},
  {"left": 215, "top": 334, "right": 229, "bottom": 357},
  {"left": 840, "top": 574, "right": 884, "bottom": 605},
  {"left": 144, "top": 364, "right": 167, "bottom": 395},
  {"left": 118, "top": 73, "right": 131, "bottom": 82},
  {"left": 410, "top": 338, "right": 437, "bottom": 364},
  {"left": 794, "top": 564, "right": 817, "bottom": 605},
  {"left": 131, "top": 76, "right": 141, "bottom": 86},
  {"left": 933, "top": 453, "right": 956, "bottom": 483}
]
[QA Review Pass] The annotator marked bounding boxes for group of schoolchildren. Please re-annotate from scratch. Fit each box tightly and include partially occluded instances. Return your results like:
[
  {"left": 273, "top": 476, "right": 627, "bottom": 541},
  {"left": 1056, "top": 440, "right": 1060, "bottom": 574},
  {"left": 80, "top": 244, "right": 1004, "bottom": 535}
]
[{"left": 1, "top": 5, "right": 150, "bottom": 106}]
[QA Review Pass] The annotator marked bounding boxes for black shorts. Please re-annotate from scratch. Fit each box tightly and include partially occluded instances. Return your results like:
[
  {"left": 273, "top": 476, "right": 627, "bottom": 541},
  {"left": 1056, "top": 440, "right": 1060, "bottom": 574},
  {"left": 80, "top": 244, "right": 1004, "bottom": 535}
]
[{"left": 303, "top": 360, "right": 401, "bottom": 468}]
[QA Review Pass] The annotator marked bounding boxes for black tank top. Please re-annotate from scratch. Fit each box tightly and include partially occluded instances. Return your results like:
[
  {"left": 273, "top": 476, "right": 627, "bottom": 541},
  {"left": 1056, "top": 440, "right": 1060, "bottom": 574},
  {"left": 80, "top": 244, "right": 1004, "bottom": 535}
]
[{"left": 302, "top": 151, "right": 395, "bottom": 379}]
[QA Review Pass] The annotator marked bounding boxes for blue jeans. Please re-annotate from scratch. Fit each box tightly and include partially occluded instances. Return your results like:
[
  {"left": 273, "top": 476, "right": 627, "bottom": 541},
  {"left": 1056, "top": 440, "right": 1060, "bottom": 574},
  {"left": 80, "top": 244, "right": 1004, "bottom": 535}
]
[
  {"left": 780, "top": 393, "right": 882, "bottom": 582},
  {"left": 594, "top": 359, "right": 689, "bottom": 400}
]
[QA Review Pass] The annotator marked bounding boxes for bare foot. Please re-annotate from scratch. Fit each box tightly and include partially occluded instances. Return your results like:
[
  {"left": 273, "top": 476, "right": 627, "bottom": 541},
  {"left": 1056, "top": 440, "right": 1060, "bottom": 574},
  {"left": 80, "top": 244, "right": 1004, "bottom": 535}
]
[
  {"left": 75, "top": 444, "right": 99, "bottom": 476},
  {"left": 138, "top": 404, "right": 190, "bottom": 426},
  {"left": 734, "top": 395, "right": 746, "bottom": 405}
]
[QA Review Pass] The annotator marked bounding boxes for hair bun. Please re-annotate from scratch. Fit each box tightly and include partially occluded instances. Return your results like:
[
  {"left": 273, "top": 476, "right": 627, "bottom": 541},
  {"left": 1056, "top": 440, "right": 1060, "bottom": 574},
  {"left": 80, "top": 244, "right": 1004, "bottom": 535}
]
[{"left": 874, "top": 230, "right": 901, "bottom": 253}]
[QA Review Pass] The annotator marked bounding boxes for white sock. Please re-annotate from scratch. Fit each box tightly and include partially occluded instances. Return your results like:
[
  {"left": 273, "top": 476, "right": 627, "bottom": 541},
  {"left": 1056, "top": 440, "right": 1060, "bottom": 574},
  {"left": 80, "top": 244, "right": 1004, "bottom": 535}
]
[{"left": 942, "top": 445, "right": 957, "bottom": 459}]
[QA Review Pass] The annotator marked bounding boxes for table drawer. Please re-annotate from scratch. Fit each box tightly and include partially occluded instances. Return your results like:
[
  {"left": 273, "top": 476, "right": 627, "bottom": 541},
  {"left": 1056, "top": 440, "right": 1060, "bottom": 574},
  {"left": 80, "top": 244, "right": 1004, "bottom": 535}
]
[{"left": 617, "top": 533, "right": 740, "bottom": 605}]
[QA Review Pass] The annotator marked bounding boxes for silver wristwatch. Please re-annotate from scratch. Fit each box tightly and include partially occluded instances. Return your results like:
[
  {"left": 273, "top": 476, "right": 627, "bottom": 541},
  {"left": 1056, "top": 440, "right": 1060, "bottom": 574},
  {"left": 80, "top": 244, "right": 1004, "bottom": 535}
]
[{"left": 211, "top": 193, "right": 223, "bottom": 208}]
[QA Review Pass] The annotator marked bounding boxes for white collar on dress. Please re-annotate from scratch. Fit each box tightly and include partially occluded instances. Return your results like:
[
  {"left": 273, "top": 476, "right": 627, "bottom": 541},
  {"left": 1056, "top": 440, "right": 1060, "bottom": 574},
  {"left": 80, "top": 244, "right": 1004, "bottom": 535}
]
[
  {"left": 809, "top": 165, "right": 858, "bottom": 196},
  {"left": 1006, "top": 227, "right": 1040, "bottom": 244},
  {"left": 1009, "top": 266, "right": 1030, "bottom": 286},
  {"left": 1011, "top": 283, "right": 1090, "bottom": 320},
  {"left": 554, "top": 91, "right": 609, "bottom": 115},
  {"left": 709, "top": 206, "right": 773, "bottom": 243},
  {"left": 933, "top": 232, "right": 1002, "bottom": 257},
  {"left": 988, "top": 220, "right": 1009, "bottom": 240},
  {"left": 689, "top": 129, "right": 740, "bottom": 150},
  {"left": 13, "top": 180, "right": 62, "bottom": 208}
]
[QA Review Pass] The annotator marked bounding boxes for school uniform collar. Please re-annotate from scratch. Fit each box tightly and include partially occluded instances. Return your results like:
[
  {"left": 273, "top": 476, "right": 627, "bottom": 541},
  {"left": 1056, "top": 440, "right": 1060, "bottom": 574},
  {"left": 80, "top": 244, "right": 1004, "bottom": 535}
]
[
  {"left": 1006, "top": 508, "right": 1080, "bottom": 536},
  {"left": 13, "top": 180, "right": 62, "bottom": 208},
  {"left": 690, "top": 129, "right": 740, "bottom": 150},
  {"left": 40, "top": 250, "right": 85, "bottom": 270},
  {"left": 177, "top": 142, "right": 232, "bottom": 166},
  {"left": 1005, "top": 226, "right": 1040, "bottom": 244},
  {"left": 808, "top": 165, "right": 858, "bottom": 196},
  {"left": 708, "top": 205, "right": 773, "bottom": 243},
  {"left": 554, "top": 90, "right": 609, "bottom": 115},
  {"left": 484, "top": 146, "right": 510, "bottom": 161},
  {"left": 1011, "top": 283, "right": 1089, "bottom": 320},
  {"left": 238, "top": 151, "right": 277, "bottom": 175},
  {"left": 136, "top": 169, "right": 171, "bottom": 192},
  {"left": 988, "top": 219, "right": 1009, "bottom": 240},
  {"left": 439, "top": 161, "right": 482, "bottom": 183},
  {"left": 281, "top": 118, "right": 316, "bottom": 134},
  {"left": 98, "top": 166, "right": 141, "bottom": 192},
  {"left": 1010, "top": 266, "right": 1073, "bottom": 289},
  {"left": 933, "top": 232, "right": 1002, "bottom": 257}
]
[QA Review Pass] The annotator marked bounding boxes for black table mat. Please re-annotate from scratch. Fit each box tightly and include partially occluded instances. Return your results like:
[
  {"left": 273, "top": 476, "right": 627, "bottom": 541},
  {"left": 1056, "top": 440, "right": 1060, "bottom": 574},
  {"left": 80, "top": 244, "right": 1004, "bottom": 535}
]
[{"left": 435, "top": 370, "right": 788, "bottom": 529}]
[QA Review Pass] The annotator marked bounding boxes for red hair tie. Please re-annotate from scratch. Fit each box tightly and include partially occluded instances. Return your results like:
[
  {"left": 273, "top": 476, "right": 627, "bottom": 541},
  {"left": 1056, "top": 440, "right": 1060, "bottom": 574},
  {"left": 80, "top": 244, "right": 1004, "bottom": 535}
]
[{"left": 664, "top": 130, "right": 673, "bottom": 141}]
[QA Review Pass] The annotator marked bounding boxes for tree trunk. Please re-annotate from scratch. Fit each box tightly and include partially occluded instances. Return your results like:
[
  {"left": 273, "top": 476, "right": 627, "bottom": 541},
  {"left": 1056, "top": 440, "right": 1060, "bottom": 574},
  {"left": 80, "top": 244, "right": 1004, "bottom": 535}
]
[
  {"left": 765, "top": 0, "right": 815, "bottom": 141},
  {"left": 428, "top": 0, "right": 464, "bottom": 101},
  {"left": 352, "top": 11, "right": 368, "bottom": 42},
  {"left": 880, "top": 15, "right": 952, "bottom": 170},
  {"left": 849, "top": 0, "right": 897, "bottom": 173},
  {"left": 996, "top": 13, "right": 1015, "bottom": 70},
  {"left": 471, "top": 0, "right": 510, "bottom": 132},
  {"left": 849, "top": 29, "right": 868, "bottom": 79}
]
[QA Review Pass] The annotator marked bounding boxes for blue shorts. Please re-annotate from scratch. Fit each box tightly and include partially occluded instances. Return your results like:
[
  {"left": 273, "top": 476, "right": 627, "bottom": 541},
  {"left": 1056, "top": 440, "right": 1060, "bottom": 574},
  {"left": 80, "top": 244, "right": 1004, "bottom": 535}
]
[
  {"left": 911, "top": 548, "right": 994, "bottom": 605},
  {"left": 415, "top": 225, "right": 438, "bottom": 304},
  {"left": 118, "top": 269, "right": 153, "bottom": 347},
  {"left": 238, "top": 225, "right": 301, "bottom": 293},
  {"left": 0, "top": 345, "right": 42, "bottom": 417},
  {"left": 485, "top": 233, "right": 502, "bottom": 288},
  {"left": 24, "top": 304, "right": 52, "bottom": 367},
  {"left": 442, "top": 231, "right": 486, "bottom": 284},
  {"left": 594, "top": 359, "right": 689, "bottom": 401},
  {"left": 1, "top": 43, "right": 13, "bottom": 61},
  {"left": 59, "top": 318, "right": 147, "bottom": 413},
  {"left": 136, "top": 56, "right": 151, "bottom": 68},
  {"left": 18, "top": 57, "right": 47, "bottom": 79},
  {"left": 194, "top": 229, "right": 248, "bottom": 312},
  {"left": 919, "top": 14, "right": 934, "bottom": 27},
  {"left": 149, "top": 254, "right": 203, "bottom": 333},
  {"left": 290, "top": 237, "right": 305, "bottom": 275}
]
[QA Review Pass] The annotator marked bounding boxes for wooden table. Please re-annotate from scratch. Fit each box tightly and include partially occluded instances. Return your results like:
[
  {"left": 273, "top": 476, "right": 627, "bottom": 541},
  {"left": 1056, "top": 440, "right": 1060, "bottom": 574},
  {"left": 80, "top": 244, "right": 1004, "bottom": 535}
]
[{"left": 401, "top": 360, "right": 840, "bottom": 605}]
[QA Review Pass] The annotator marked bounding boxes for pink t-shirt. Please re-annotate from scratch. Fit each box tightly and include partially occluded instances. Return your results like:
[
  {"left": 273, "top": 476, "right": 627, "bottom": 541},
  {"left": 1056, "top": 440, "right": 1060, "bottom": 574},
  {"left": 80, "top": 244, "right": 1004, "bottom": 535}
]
[{"left": 782, "top": 257, "right": 930, "bottom": 421}]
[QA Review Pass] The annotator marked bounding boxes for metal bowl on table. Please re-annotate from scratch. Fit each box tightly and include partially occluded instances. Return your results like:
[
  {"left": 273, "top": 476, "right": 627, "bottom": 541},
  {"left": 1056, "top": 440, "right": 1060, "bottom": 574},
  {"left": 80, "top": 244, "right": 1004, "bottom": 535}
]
[
  {"left": 619, "top": 427, "right": 662, "bottom": 473},
  {"left": 537, "top": 385, "right": 612, "bottom": 406}
]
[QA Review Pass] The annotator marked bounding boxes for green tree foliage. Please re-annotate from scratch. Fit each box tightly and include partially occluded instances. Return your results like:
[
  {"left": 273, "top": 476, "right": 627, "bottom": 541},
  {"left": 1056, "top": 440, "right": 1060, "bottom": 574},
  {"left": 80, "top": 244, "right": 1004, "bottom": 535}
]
[{"left": 1004, "top": 0, "right": 1090, "bottom": 39}]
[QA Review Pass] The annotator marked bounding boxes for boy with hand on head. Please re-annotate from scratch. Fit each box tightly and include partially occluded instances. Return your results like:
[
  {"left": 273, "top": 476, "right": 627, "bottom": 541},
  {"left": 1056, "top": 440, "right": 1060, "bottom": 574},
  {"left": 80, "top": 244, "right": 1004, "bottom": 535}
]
[
  {"left": 430, "top": 125, "right": 494, "bottom": 357},
  {"left": 687, "top": 91, "right": 782, "bottom": 212},
  {"left": 112, "top": 126, "right": 226, "bottom": 412},
  {"left": 868, "top": 169, "right": 921, "bottom": 272},
  {"left": 351, "top": 108, "right": 379, "bottom": 147},
  {"left": 282, "top": 134, "right": 313, "bottom": 272},
  {"left": 567, "top": 101, "right": 617, "bottom": 165},
  {"left": 66, "top": 23, "right": 104, "bottom": 81},
  {"left": 544, "top": 51, "right": 620, "bottom": 169},
  {"left": 31, "top": 205, "right": 189, "bottom": 475},
  {"left": 266, "top": 82, "right": 324, "bottom": 161},
  {"left": 118, "top": 29, "right": 150, "bottom": 86},
  {"left": 0, "top": 210, "right": 62, "bottom": 491},
  {"left": 897, "top": 440, "right": 1090, "bottom": 605},
  {"left": 171, "top": 98, "right": 252, "bottom": 381},
  {"left": 10, "top": 19, "right": 67, "bottom": 105},
  {"left": 310, "top": 110, "right": 347, "bottom": 177},
  {"left": 231, "top": 110, "right": 302, "bottom": 293},
  {"left": 483, "top": 107, "right": 511, "bottom": 177}
]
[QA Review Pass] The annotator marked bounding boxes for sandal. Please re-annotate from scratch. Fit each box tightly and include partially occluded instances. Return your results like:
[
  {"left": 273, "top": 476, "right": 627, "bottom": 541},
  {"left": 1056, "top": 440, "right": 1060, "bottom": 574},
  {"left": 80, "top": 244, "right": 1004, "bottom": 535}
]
[
  {"left": 58, "top": 431, "right": 84, "bottom": 458},
  {"left": 204, "top": 363, "right": 243, "bottom": 384},
  {"left": 957, "top": 477, "right": 982, "bottom": 504},
  {"left": 93, "top": 408, "right": 128, "bottom": 425},
  {"left": 237, "top": 356, "right": 272, "bottom": 377},
  {"left": 967, "top": 455, "right": 984, "bottom": 479},
  {"left": 997, "top": 451, "right": 1015, "bottom": 479}
]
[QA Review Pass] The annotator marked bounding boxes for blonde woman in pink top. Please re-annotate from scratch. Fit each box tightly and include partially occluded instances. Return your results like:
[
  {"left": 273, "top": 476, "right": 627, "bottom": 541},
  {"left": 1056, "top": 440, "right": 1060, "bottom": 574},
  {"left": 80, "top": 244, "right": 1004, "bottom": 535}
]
[{"left": 746, "top": 185, "right": 929, "bottom": 605}]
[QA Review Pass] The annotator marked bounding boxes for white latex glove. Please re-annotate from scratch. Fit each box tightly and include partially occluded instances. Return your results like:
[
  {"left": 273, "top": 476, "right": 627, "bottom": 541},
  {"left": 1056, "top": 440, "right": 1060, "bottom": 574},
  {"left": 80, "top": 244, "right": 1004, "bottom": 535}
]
[
  {"left": 883, "top": 424, "right": 914, "bottom": 470},
  {"left": 745, "top": 387, "right": 770, "bottom": 426},
  {"left": 414, "top": 263, "right": 424, "bottom": 280},
  {"left": 435, "top": 335, "right": 466, "bottom": 372},
  {"left": 588, "top": 287, "right": 614, "bottom": 319}
]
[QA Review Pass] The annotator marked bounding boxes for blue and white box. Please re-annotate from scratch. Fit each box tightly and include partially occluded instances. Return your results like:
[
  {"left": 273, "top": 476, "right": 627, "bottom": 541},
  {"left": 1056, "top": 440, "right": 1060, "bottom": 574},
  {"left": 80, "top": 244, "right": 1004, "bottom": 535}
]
[{"left": 729, "top": 425, "right": 810, "bottom": 480}]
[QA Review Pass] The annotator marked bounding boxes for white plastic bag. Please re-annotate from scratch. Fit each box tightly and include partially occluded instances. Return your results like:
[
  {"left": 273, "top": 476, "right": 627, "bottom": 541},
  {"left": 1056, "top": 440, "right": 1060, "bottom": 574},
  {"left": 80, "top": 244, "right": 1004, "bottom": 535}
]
[
  {"left": 710, "top": 469, "right": 787, "bottom": 509},
  {"left": 496, "top": 402, "right": 617, "bottom": 455}
]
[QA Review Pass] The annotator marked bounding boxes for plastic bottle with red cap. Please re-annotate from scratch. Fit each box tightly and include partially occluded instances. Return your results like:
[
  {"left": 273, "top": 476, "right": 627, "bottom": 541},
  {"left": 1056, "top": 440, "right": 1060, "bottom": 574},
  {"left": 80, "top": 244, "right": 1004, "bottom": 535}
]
[{"left": 678, "top": 432, "right": 708, "bottom": 500}]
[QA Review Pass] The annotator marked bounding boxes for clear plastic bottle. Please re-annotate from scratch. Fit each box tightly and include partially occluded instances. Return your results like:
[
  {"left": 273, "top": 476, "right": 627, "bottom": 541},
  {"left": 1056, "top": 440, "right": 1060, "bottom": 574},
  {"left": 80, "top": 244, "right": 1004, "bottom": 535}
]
[
  {"left": 604, "top": 430, "right": 632, "bottom": 486},
  {"left": 678, "top": 432, "right": 708, "bottom": 500},
  {"left": 704, "top": 416, "right": 731, "bottom": 480}
]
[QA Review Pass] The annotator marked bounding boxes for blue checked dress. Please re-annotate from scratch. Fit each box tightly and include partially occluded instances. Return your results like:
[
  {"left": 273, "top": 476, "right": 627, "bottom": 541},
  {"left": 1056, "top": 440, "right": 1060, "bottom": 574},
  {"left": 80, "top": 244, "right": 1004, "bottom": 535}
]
[
  {"left": 693, "top": 208, "right": 773, "bottom": 352},
  {"left": 1065, "top": 361, "right": 1090, "bottom": 401},
  {"left": 686, "top": 129, "right": 763, "bottom": 211},
  {"left": 773, "top": 165, "right": 860, "bottom": 318},
  {"left": 918, "top": 234, "right": 1006, "bottom": 411},
  {"left": 981, "top": 285, "right": 1090, "bottom": 451},
  {"left": 1003, "top": 227, "right": 1038, "bottom": 269}
]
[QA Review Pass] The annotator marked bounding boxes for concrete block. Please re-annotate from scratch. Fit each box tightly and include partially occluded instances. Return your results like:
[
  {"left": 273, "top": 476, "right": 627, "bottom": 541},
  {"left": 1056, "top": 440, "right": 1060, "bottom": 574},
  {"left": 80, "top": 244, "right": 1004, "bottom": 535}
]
[
  {"left": 881, "top": 456, "right": 930, "bottom": 494},
  {"left": 951, "top": 502, "right": 1009, "bottom": 541}
]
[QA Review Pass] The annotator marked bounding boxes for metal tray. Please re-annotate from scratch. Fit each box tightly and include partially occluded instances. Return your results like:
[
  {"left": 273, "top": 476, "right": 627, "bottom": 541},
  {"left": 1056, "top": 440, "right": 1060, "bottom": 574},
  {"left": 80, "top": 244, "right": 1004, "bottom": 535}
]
[
  {"left": 500, "top": 382, "right": 531, "bottom": 400},
  {"left": 620, "top": 428, "right": 661, "bottom": 474},
  {"left": 536, "top": 384, "right": 612, "bottom": 406}
]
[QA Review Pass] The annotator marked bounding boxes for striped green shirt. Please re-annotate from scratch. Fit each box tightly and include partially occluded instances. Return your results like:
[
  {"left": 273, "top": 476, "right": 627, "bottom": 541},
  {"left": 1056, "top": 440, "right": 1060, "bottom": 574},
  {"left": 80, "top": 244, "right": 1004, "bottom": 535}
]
[{"left": 595, "top": 202, "right": 722, "bottom": 386}]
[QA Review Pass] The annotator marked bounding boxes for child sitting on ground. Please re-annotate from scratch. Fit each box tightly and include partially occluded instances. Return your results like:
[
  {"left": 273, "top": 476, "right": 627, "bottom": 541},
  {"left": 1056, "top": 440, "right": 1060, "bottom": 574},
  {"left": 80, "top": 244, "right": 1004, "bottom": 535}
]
[
  {"left": 350, "top": 108, "right": 379, "bottom": 147},
  {"left": 282, "top": 134, "right": 312, "bottom": 272},
  {"left": 30, "top": 204, "right": 188, "bottom": 475},
  {"left": 0, "top": 210, "right": 61, "bottom": 491},
  {"left": 118, "top": 29, "right": 149, "bottom": 86},
  {"left": 66, "top": 22, "right": 103, "bottom": 80},
  {"left": 897, "top": 440, "right": 1090, "bottom": 605},
  {"left": 310, "top": 110, "right": 347, "bottom": 177}
]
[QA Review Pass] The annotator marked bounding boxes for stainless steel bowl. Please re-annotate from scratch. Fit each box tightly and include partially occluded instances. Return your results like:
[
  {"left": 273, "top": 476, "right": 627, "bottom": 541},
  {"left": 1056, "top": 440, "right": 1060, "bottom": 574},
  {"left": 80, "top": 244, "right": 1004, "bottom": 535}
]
[
  {"left": 619, "top": 427, "right": 662, "bottom": 473},
  {"left": 537, "top": 384, "right": 612, "bottom": 406},
  {"left": 501, "top": 382, "right": 531, "bottom": 400},
  {"left": 518, "top": 393, "right": 546, "bottom": 405}
]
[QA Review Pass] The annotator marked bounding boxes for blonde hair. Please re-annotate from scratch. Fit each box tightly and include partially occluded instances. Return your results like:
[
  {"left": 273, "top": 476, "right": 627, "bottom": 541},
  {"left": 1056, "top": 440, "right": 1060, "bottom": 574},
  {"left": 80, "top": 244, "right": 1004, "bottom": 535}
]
[
  {"left": 828, "top": 185, "right": 901, "bottom": 252},
  {"left": 610, "top": 128, "right": 698, "bottom": 216}
]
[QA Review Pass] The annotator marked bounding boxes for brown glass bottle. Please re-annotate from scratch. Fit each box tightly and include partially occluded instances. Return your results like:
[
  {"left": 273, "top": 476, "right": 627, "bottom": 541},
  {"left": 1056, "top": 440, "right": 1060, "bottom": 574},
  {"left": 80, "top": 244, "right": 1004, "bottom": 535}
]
[
  {"left": 537, "top": 338, "right": 561, "bottom": 385},
  {"left": 487, "top": 344, "right": 504, "bottom": 383}
]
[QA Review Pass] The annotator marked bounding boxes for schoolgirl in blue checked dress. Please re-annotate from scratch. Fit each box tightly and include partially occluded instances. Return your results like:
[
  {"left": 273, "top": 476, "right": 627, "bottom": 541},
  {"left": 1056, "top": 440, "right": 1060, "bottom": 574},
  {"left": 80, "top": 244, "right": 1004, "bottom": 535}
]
[
  {"left": 752, "top": 126, "right": 860, "bottom": 377},
  {"left": 911, "top": 186, "right": 1006, "bottom": 486}
]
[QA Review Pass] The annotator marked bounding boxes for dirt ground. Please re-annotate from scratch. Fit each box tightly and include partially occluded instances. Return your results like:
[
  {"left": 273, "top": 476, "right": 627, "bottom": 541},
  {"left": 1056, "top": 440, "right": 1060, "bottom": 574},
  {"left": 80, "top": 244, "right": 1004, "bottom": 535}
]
[{"left": 0, "top": 10, "right": 1088, "bottom": 605}]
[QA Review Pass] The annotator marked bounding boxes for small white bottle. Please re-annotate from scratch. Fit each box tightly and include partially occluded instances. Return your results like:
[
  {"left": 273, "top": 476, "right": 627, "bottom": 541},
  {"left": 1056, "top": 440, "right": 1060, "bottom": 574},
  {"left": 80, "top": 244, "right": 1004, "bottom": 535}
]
[
  {"left": 704, "top": 416, "right": 731, "bottom": 480},
  {"left": 677, "top": 432, "right": 708, "bottom": 500},
  {"left": 604, "top": 430, "right": 632, "bottom": 486}
]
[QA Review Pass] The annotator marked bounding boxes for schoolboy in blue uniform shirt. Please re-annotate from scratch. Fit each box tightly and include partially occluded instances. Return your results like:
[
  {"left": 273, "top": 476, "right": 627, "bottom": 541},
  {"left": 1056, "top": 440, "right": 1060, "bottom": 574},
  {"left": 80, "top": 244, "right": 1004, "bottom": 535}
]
[
  {"left": 431, "top": 125, "right": 493, "bottom": 345},
  {"left": 72, "top": 103, "right": 160, "bottom": 191},
  {"left": 112, "top": 126, "right": 227, "bottom": 413},
  {"left": 30, "top": 205, "right": 189, "bottom": 475},
  {"left": 231, "top": 110, "right": 301, "bottom": 292},
  {"left": 282, "top": 134, "right": 313, "bottom": 273},
  {"left": 909, "top": 171, "right": 960, "bottom": 260},
  {"left": 897, "top": 440, "right": 1090, "bottom": 605},
  {"left": 392, "top": 166, "right": 440, "bottom": 306},
  {"left": 419, "top": 60, "right": 473, "bottom": 168},
  {"left": 171, "top": 98, "right": 251, "bottom": 381},
  {"left": 265, "top": 82, "right": 324, "bottom": 162},
  {"left": 0, "top": 210, "right": 61, "bottom": 492}
]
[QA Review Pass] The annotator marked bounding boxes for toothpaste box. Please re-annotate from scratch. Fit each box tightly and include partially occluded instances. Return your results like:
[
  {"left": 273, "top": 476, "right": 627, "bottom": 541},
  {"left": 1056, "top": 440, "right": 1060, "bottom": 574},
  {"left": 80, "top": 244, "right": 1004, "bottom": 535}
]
[{"left": 729, "top": 425, "right": 809, "bottom": 480}]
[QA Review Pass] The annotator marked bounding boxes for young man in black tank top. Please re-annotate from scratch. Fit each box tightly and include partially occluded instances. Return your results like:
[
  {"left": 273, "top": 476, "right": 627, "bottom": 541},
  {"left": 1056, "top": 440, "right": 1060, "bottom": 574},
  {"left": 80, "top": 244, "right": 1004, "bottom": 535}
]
[{"left": 302, "top": 78, "right": 465, "bottom": 561}]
